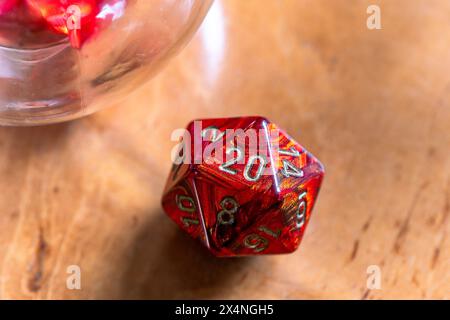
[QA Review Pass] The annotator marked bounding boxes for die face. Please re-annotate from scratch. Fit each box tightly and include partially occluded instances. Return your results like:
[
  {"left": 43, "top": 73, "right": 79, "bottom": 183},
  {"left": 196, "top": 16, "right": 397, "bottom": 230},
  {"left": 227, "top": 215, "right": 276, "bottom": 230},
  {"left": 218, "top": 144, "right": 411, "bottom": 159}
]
[
  {"left": 275, "top": 172, "right": 324, "bottom": 252},
  {"left": 190, "top": 172, "right": 323, "bottom": 257},
  {"left": 261, "top": 121, "right": 324, "bottom": 253},
  {"left": 188, "top": 116, "right": 280, "bottom": 198},
  {"left": 192, "top": 175, "right": 279, "bottom": 256},
  {"left": 196, "top": 181, "right": 296, "bottom": 256},
  {"left": 161, "top": 174, "right": 210, "bottom": 248},
  {"left": 162, "top": 116, "right": 324, "bottom": 257}
]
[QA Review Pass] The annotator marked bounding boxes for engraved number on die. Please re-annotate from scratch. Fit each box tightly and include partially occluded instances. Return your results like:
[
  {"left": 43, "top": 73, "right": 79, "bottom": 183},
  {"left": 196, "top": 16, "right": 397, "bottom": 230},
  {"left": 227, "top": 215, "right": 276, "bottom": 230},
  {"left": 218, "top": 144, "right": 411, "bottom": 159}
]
[
  {"left": 176, "top": 194, "right": 199, "bottom": 227},
  {"left": 219, "top": 147, "right": 267, "bottom": 182},
  {"left": 293, "top": 191, "right": 307, "bottom": 230},
  {"left": 279, "top": 147, "right": 304, "bottom": 178},
  {"left": 244, "top": 234, "right": 269, "bottom": 253},
  {"left": 217, "top": 196, "right": 239, "bottom": 225},
  {"left": 219, "top": 147, "right": 243, "bottom": 175},
  {"left": 244, "top": 155, "right": 267, "bottom": 182}
]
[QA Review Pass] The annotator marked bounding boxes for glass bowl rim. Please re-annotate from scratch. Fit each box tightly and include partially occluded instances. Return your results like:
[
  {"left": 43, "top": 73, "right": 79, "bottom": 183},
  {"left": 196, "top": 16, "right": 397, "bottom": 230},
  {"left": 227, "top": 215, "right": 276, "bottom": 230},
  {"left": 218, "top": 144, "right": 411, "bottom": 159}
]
[{"left": 0, "top": 37, "right": 69, "bottom": 53}]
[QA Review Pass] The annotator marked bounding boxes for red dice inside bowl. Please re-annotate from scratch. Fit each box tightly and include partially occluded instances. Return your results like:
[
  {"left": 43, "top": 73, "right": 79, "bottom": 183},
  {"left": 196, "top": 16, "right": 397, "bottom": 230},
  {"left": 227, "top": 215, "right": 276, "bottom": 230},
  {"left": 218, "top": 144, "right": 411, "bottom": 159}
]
[
  {"left": 16, "top": 0, "right": 125, "bottom": 48},
  {"left": 162, "top": 116, "right": 325, "bottom": 257},
  {"left": 25, "top": 0, "right": 99, "bottom": 48}
]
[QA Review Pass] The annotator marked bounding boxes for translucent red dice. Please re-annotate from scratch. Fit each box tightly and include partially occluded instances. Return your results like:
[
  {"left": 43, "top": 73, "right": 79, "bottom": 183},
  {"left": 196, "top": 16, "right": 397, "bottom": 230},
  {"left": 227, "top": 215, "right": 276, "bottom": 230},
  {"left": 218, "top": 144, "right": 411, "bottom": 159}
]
[
  {"left": 162, "top": 116, "right": 324, "bottom": 257},
  {"left": 23, "top": 0, "right": 126, "bottom": 48},
  {"left": 26, "top": 0, "right": 99, "bottom": 48}
]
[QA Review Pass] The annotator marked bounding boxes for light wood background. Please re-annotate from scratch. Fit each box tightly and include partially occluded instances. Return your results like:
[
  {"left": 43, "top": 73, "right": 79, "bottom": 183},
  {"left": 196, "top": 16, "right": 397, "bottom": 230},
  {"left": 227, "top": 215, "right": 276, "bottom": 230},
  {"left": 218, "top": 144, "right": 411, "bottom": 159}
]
[{"left": 0, "top": 0, "right": 448, "bottom": 299}]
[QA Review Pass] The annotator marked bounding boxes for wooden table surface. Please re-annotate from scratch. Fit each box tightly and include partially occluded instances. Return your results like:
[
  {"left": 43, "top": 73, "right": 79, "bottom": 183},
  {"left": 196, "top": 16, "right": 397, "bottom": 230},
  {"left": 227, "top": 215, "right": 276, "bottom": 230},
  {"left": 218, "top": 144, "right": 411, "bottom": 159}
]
[{"left": 0, "top": 0, "right": 449, "bottom": 299}]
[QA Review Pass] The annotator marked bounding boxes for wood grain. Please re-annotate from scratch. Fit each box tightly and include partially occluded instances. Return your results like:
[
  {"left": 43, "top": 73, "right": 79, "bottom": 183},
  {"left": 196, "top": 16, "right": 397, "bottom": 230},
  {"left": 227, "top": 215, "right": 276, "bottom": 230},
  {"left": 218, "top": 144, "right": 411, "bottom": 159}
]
[{"left": 0, "top": 0, "right": 449, "bottom": 299}]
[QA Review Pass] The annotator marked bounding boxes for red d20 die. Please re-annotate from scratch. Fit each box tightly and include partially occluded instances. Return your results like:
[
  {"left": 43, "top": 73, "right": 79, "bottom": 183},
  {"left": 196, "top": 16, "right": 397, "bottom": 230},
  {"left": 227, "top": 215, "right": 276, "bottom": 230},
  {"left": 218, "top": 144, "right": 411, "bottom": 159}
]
[{"left": 162, "top": 116, "right": 324, "bottom": 257}]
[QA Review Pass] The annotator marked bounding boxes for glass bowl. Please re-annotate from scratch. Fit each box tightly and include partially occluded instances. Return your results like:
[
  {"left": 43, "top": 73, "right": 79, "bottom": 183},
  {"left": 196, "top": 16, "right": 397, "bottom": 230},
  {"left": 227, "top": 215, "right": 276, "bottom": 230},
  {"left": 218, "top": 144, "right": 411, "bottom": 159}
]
[{"left": 0, "top": 0, "right": 213, "bottom": 126}]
